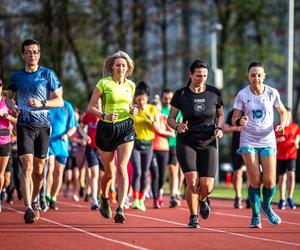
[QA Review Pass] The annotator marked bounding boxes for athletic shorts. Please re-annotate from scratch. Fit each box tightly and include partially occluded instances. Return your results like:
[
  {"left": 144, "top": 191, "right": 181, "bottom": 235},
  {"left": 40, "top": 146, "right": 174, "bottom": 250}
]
[
  {"left": 231, "top": 153, "right": 244, "bottom": 171},
  {"left": 17, "top": 125, "right": 50, "bottom": 159},
  {"left": 96, "top": 118, "right": 135, "bottom": 152},
  {"left": 168, "top": 146, "right": 177, "bottom": 166},
  {"left": 66, "top": 156, "right": 77, "bottom": 170},
  {"left": 176, "top": 141, "right": 217, "bottom": 177},
  {"left": 85, "top": 145, "right": 104, "bottom": 171},
  {"left": 5, "top": 155, "right": 13, "bottom": 173},
  {"left": 0, "top": 142, "right": 11, "bottom": 157},
  {"left": 277, "top": 159, "right": 296, "bottom": 175},
  {"left": 237, "top": 147, "right": 277, "bottom": 157}
]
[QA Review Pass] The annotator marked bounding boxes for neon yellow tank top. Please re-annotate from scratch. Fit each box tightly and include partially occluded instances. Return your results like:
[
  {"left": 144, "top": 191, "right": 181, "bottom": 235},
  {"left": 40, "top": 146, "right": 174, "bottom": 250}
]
[{"left": 96, "top": 76, "right": 135, "bottom": 122}]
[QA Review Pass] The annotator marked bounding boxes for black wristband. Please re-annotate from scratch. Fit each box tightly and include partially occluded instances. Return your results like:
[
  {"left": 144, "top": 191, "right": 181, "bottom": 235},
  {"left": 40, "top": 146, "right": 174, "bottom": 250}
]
[
  {"left": 215, "top": 126, "right": 222, "bottom": 131},
  {"left": 174, "top": 124, "right": 179, "bottom": 132},
  {"left": 235, "top": 118, "right": 241, "bottom": 126},
  {"left": 41, "top": 100, "right": 47, "bottom": 107},
  {"left": 101, "top": 112, "right": 105, "bottom": 120}
]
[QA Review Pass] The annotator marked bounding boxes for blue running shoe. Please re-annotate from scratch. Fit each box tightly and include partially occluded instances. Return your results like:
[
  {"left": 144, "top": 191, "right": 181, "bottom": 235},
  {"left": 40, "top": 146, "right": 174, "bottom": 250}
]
[
  {"left": 262, "top": 207, "right": 281, "bottom": 225},
  {"left": 287, "top": 197, "right": 296, "bottom": 210},
  {"left": 249, "top": 215, "right": 262, "bottom": 228},
  {"left": 278, "top": 199, "right": 286, "bottom": 210}
]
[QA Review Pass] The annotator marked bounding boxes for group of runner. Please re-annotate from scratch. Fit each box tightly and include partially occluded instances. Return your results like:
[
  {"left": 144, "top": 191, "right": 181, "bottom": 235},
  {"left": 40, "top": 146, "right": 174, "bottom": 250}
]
[{"left": 0, "top": 39, "right": 299, "bottom": 229}]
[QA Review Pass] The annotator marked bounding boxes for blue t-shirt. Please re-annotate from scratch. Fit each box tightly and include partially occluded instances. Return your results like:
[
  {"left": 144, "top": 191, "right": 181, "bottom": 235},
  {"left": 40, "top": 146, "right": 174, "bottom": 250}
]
[
  {"left": 8, "top": 66, "right": 62, "bottom": 127},
  {"left": 49, "top": 100, "right": 77, "bottom": 157}
]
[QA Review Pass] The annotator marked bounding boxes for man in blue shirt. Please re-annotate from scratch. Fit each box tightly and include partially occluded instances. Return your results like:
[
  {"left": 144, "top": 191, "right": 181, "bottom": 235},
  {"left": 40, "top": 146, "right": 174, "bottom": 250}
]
[
  {"left": 5, "top": 39, "right": 63, "bottom": 224},
  {"left": 46, "top": 99, "right": 77, "bottom": 210}
]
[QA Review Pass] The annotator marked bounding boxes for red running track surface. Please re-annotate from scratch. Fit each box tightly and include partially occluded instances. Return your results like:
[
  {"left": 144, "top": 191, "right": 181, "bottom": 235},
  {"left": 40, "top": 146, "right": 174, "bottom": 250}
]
[{"left": 1, "top": 196, "right": 300, "bottom": 250}]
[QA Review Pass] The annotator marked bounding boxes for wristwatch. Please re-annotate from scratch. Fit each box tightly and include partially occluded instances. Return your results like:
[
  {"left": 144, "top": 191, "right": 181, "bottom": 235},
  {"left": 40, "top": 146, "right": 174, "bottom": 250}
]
[
  {"left": 101, "top": 112, "right": 105, "bottom": 120},
  {"left": 41, "top": 100, "right": 47, "bottom": 107}
]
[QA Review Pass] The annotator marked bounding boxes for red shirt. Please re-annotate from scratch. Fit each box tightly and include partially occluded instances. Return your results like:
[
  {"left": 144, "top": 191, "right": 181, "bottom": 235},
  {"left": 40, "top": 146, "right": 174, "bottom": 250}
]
[
  {"left": 81, "top": 113, "right": 99, "bottom": 148},
  {"left": 275, "top": 122, "right": 300, "bottom": 159}
]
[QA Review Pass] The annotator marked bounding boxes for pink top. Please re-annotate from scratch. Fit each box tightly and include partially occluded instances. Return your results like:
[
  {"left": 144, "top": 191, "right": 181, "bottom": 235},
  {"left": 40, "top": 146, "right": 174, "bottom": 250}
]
[{"left": 0, "top": 97, "right": 11, "bottom": 145}]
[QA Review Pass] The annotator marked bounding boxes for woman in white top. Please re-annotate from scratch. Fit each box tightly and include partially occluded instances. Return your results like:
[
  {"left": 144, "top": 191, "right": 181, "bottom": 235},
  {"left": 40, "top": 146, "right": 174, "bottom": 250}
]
[{"left": 232, "top": 61, "right": 287, "bottom": 228}]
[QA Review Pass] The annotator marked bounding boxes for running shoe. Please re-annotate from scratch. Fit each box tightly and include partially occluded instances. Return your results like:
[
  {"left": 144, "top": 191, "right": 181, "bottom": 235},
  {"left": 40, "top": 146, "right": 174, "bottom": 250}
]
[
  {"left": 132, "top": 199, "right": 140, "bottom": 209},
  {"left": 153, "top": 199, "right": 161, "bottom": 209},
  {"left": 262, "top": 207, "right": 281, "bottom": 225},
  {"left": 188, "top": 215, "right": 200, "bottom": 228},
  {"left": 169, "top": 196, "right": 180, "bottom": 208},
  {"left": 49, "top": 200, "right": 59, "bottom": 210},
  {"left": 234, "top": 197, "right": 243, "bottom": 209},
  {"left": 79, "top": 187, "right": 84, "bottom": 198},
  {"left": 249, "top": 215, "right": 262, "bottom": 228},
  {"left": 91, "top": 200, "right": 100, "bottom": 210},
  {"left": 278, "top": 199, "right": 286, "bottom": 210},
  {"left": 124, "top": 196, "right": 132, "bottom": 209},
  {"left": 40, "top": 197, "right": 48, "bottom": 212},
  {"left": 114, "top": 207, "right": 126, "bottom": 223},
  {"left": 287, "top": 197, "right": 296, "bottom": 209},
  {"left": 99, "top": 196, "right": 112, "bottom": 219},
  {"left": 199, "top": 199, "right": 211, "bottom": 220},
  {"left": 32, "top": 202, "right": 40, "bottom": 222},
  {"left": 72, "top": 194, "right": 80, "bottom": 202},
  {"left": 84, "top": 193, "right": 91, "bottom": 202},
  {"left": 24, "top": 207, "right": 35, "bottom": 224},
  {"left": 139, "top": 200, "right": 146, "bottom": 211}
]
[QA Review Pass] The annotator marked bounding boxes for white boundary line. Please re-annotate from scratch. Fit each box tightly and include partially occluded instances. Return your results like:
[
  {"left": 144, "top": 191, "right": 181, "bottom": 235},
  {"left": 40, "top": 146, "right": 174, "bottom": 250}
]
[
  {"left": 58, "top": 201, "right": 300, "bottom": 248},
  {"left": 178, "top": 207, "right": 300, "bottom": 226},
  {"left": 4, "top": 206, "right": 149, "bottom": 250}
]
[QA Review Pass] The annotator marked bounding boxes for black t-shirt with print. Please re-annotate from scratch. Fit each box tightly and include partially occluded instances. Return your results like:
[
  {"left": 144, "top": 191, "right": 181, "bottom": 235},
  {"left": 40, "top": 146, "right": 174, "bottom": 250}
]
[{"left": 170, "top": 84, "right": 223, "bottom": 147}]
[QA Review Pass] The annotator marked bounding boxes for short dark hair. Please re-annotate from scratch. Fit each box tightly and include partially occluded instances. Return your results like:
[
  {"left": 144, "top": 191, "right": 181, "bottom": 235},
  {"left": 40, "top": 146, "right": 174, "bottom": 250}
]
[
  {"left": 135, "top": 81, "right": 150, "bottom": 97},
  {"left": 161, "top": 87, "right": 172, "bottom": 97},
  {"left": 21, "top": 39, "right": 40, "bottom": 53},
  {"left": 248, "top": 61, "right": 265, "bottom": 72}
]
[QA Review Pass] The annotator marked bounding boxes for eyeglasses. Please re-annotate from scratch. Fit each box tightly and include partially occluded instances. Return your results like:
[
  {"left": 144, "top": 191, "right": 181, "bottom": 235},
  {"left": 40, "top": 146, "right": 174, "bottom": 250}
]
[{"left": 23, "top": 50, "right": 40, "bottom": 55}]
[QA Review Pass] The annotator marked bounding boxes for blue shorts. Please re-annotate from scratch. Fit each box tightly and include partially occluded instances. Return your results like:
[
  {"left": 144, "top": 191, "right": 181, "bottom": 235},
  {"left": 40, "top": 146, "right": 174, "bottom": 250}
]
[{"left": 237, "top": 147, "right": 277, "bottom": 157}]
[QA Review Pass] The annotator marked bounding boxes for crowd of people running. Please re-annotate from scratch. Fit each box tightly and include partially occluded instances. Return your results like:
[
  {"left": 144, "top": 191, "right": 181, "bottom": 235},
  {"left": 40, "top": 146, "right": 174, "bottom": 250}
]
[{"left": 0, "top": 39, "right": 299, "bottom": 229}]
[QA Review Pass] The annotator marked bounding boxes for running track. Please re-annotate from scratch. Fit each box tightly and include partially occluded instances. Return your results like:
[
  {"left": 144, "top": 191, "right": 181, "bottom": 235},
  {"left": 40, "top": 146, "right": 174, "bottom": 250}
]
[{"left": 1, "top": 196, "right": 300, "bottom": 250}]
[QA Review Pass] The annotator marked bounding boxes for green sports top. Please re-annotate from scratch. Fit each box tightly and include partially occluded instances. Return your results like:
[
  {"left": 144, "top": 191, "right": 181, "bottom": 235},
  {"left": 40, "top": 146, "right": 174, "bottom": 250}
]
[
  {"left": 96, "top": 76, "right": 135, "bottom": 123},
  {"left": 161, "top": 106, "right": 182, "bottom": 147}
]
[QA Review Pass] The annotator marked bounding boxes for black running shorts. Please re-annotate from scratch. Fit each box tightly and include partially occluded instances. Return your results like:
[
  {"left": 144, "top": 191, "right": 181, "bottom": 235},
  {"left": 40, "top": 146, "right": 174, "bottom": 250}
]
[
  {"left": 0, "top": 142, "right": 11, "bottom": 157},
  {"left": 277, "top": 159, "right": 296, "bottom": 175},
  {"left": 17, "top": 125, "right": 50, "bottom": 159},
  {"left": 96, "top": 118, "right": 136, "bottom": 152},
  {"left": 176, "top": 141, "right": 217, "bottom": 177}
]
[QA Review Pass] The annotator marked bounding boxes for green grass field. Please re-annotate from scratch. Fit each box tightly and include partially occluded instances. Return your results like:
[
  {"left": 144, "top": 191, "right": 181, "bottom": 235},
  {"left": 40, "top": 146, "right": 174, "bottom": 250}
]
[{"left": 211, "top": 183, "right": 300, "bottom": 204}]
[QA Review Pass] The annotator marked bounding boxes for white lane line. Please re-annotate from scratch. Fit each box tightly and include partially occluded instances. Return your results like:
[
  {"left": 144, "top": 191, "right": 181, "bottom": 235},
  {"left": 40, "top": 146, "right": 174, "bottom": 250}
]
[
  {"left": 5, "top": 206, "right": 149, "bottom": 250},
  {"left": 178, "top": 207, "right": 300, "bottom": 226},
  {"left": 125, "top": 213, "right": 300, "bottom": 248},
  {"left": 58, "top": 201, "right": 300, "bottom": 248}
]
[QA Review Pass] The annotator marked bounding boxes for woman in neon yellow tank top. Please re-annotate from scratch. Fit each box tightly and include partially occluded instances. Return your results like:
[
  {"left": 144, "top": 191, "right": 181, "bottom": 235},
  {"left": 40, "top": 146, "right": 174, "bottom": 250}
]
[{"left": 87, "top": 51, "right": 138, "bottom": 224}]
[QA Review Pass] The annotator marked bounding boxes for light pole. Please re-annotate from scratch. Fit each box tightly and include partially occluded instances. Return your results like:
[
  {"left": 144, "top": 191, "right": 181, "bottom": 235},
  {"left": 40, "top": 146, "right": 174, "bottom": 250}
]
[
  {"left": 287, "top": 0, "right": 294, "bottom": 109},
  {"left": 211, "top": 23, "right": 223, "bottom": 89},
  {"left": 210, "top": 23, "right": 223, "bottom": 184}
]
